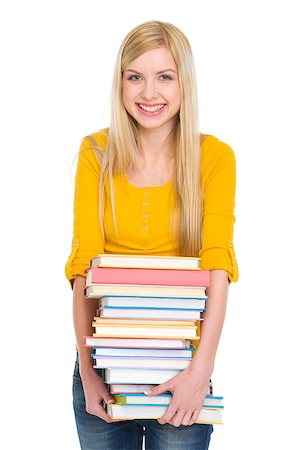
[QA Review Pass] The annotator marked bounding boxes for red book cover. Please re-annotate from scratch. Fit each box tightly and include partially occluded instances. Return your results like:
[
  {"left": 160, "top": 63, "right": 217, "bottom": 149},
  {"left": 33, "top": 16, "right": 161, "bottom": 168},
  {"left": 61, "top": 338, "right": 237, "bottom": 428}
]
[{"left": 87, "top": 267, "right": 210, "bottom": 288}]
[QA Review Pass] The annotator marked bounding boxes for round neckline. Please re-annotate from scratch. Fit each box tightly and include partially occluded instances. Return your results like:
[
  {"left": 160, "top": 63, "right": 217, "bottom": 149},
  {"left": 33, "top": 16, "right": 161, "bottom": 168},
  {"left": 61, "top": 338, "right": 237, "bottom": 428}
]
[{"left": 122, "top": 172, "right": 173, "bottom": 190}]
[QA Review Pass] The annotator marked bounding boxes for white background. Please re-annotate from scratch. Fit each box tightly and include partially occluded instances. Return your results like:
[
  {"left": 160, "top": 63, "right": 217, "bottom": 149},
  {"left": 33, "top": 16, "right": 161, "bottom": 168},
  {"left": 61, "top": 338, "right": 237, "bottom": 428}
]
[{"left": 1, "top": 1, "right": 295, "bottom": 449}]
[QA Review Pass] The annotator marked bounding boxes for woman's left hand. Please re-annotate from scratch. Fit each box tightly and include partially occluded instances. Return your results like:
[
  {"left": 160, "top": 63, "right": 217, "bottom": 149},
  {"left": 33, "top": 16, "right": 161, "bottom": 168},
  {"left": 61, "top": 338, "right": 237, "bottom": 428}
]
[{"left": 144, "top": 363, "right": 213, "bottom": 427}]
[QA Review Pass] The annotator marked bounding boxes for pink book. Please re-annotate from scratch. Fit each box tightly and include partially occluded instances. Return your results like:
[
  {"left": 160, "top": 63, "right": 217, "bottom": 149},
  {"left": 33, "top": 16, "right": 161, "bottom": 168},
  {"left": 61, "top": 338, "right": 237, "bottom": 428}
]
[{"left": 87, "top": 267, "right": 210, "bottom": 288}]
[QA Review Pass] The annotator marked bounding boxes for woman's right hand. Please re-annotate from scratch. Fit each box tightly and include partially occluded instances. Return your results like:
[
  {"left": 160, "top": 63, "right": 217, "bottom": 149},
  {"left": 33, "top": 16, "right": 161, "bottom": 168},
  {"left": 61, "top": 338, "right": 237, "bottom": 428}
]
[{"left": 80, "top": 365, "right": 126, "bottom": 423}]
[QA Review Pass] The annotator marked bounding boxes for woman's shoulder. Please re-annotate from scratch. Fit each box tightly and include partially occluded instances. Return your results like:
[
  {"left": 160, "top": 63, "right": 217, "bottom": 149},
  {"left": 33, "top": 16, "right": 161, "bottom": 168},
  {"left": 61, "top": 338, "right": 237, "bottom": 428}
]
[
  {"left": 201, "top": 133, "right": 234, "bottom": 157},
  {"left": 200, "top": 133, "right": 235, "bottom": 170},
  {"left": 80, "top": 127, "right": 109, "bottom": 150},
  {"left": 77, "top": 128, "right": 109, "bottom": 174}
]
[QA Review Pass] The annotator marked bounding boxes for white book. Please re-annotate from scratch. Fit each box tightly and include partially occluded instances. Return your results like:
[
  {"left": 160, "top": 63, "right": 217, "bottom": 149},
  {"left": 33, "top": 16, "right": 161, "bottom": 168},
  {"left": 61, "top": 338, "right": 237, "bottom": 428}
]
[
  {"left": 93, "top": 347, "right": 193, "bottom": 358},
  {"left": 93, "top": 356, "right": 192, "bottom": 370},
  {"left": 104, "top": 368, "right": 181, "bottom": 384},
  {"left": 109, "top": 384, "right": 214, "bottom": 396},
  {"left": 109, "top": 384, "right": 156, "bottom": 394},
  {"left": 86, "top": 284, "right": 206, "bottom": 299},
  {"left": 106, "top": 404, "right": 223, "bottom": 424},
  {"left": 99, "top": 307, "right": 203, "bottom": 320},
  {"left": 85, "top": 337, "right": 192, "bottom": 348},
  {"left": 90, "top": 254, "right": 201, "bottom": 270}
]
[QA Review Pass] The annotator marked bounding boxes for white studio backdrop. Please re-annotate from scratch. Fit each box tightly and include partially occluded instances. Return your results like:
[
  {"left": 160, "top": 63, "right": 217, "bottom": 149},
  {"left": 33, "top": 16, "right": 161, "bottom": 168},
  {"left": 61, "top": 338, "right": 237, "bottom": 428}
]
[{"left": 0, "top": 1, "right": 295, "bottom": 449}]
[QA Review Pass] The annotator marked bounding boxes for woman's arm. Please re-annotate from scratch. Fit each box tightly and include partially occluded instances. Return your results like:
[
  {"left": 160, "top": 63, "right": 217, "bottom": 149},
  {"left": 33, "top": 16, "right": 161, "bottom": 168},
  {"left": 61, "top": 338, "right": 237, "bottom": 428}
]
[
  {"left": 73, "top": 275, "right": 122, "bottom": 422},
  {"left": 73, "top": 275, "right": 98, "bottom": 369},
  {"left": 190, "top": 269, "right": 229, "bottom": 373},
  {"left": 144, "top": 140, "right": 238, "bottom": 426},
  {"left": 68, "top": 136, "right": 126, "bottom": 422},
  {"left": 144, "top": 269, "right": 229, "bottom": 427}
]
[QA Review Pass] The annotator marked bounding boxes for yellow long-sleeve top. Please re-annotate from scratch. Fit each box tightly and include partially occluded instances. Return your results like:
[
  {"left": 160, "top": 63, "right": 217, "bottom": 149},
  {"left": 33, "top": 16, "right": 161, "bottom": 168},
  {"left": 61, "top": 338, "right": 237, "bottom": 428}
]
[{"left": 65, "top": 129, "right": 239, "bottom": 287}]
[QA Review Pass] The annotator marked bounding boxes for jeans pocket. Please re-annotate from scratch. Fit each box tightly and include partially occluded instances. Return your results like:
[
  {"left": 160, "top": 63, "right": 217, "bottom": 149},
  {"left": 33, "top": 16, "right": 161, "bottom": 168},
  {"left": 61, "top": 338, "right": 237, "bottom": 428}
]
[
  {"left": 73, "top": 353, "right": 104, "bottom": 379},
  {"left": 73, "top": 354, "right": 81, "bottom": 379}
]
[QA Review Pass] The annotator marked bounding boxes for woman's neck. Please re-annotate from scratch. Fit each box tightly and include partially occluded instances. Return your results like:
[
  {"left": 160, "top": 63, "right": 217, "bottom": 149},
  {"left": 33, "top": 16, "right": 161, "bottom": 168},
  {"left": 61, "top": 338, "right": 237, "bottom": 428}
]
[
  {"left": 124, "top": 125, "right": 175, "bottom": 186},
  {"left": 138, "top": 125, "right": 175, "bottom": 163}
]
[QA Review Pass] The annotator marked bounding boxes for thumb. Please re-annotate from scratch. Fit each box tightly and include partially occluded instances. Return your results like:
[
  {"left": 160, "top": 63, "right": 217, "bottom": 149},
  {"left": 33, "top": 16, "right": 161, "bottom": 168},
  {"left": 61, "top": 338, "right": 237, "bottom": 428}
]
[
  {"left": 144, "top": 383, "right": 170, "bottom": 396},
  {"left": 102, "top": 392, "right": 116, "bottom": 405}
]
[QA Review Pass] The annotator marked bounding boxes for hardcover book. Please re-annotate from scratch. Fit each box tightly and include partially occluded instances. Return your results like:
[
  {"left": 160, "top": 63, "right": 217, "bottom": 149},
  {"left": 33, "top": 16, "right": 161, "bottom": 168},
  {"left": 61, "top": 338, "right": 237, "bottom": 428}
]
[
  {"left": 104, "top": 367, "right": 182, "bottom": 384},
  {"left": 84, "top": 336, "right": 193, "bottom": 348},
  {"left": 113, "top": 393, "right": 223, "bottom": 408},
  {"left": 98, "top": 307, "right": 203, "bottom": 320},
  {"left": 106, "top": 403, "right": 223, "bottom": 424},
  {"left": 90, "top": 254, "right": 201, "bottom": 270},
  {"left": 99, "top": 296, "right": 207, "bottom": 309},
  {"left": 92, "top": 347, "right": 194, "bottom": 358},
  {"left": 92, "top": 355, "right": 192, "bottom": 370},
  {"left": 87, "top": 267, "right": 210, "bottom": 287},
  {"left": 85, "top": 284, "right": 207, "bottom": 299}
]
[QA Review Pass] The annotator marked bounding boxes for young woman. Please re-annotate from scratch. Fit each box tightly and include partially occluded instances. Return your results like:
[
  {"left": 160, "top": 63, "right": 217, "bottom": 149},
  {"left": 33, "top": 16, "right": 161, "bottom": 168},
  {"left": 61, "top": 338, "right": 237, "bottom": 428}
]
[{"left": 65, "top": 20, "right": 238, "bottom": 450}]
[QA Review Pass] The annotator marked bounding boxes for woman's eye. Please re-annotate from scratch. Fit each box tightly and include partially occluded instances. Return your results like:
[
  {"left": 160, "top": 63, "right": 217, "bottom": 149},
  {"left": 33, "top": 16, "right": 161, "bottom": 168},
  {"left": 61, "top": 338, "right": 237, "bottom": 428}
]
[
  {"left": 160, "top": 74, "right": 172, "bottom": 80},
  {"left": 128, "top": 75, "right": 141, "bottom": 81}
]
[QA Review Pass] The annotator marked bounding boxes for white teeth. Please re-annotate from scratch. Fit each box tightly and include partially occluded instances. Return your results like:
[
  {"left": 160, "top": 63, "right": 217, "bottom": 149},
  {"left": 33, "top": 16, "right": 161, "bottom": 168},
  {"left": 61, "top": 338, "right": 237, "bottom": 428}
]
[{"left": 139, "top": 104, "right": 165, "bottom": 112}]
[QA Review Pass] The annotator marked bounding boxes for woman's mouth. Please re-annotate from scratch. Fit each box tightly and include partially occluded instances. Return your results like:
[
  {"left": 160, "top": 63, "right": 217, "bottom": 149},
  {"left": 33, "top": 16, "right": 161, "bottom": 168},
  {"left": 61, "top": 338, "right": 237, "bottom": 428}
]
[{"left": 136, "top": 103, "right": 166, "bottom": 115}]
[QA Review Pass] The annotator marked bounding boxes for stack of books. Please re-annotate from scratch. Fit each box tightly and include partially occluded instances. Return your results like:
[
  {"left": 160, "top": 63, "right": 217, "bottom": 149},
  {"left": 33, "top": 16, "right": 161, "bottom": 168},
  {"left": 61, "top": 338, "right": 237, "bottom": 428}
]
[{"left": 84, "top": 254, "right": 223, "bottom": 424}]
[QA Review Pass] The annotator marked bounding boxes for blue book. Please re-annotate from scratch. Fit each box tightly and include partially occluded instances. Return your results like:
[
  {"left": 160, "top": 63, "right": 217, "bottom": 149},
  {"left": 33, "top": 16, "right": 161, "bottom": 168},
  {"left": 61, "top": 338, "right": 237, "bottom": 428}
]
[
  {"left": 100, "top": 296, "right": 207, "bottom": 309},
  {"left": 114, "top": 393, "right": 224, "bottom": 409}
]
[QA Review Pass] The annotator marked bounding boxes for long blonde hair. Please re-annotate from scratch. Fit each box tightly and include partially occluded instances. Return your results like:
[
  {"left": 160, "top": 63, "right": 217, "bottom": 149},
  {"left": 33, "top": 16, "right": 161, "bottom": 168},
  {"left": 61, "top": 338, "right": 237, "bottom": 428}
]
[{"left": 90, "top": 20, "right": 202, "bottom": 257}]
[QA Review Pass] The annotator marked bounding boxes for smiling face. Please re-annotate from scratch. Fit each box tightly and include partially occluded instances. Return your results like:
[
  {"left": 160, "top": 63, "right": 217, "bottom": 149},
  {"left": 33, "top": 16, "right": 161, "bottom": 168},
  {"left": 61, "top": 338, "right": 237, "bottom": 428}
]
[{"left": 122, "top": 47, "right": 181, "bottom": 135}]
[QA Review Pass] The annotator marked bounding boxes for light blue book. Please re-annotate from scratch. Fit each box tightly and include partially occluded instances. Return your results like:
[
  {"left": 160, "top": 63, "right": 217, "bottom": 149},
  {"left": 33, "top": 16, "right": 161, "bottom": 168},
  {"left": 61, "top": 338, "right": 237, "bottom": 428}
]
[
  {"left": 114, "top": 393, "right": 224, "bottom": 409},
  {"left": 100, "top": 296, "right": 207, "bottom": 309}
]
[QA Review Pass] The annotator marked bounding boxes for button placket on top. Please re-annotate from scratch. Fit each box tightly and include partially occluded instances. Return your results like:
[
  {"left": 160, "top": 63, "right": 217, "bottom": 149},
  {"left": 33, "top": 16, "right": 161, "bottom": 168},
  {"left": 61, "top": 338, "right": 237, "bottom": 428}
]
[{"left": 141, "top": 190, "right": 150, "bottom": 234}]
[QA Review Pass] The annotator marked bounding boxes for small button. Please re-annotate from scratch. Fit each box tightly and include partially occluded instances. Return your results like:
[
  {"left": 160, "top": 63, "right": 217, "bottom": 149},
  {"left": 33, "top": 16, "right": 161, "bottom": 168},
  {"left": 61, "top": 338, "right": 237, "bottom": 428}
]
[
  {"left": 74, "top": 241, "right": 78, "bottom": 248},
  {"left": 230, "top": 243, "right": 233, "bottom": 248},
  {"left": 143, "top": 213, "right": 149, "bottom": 219},
  {"left": 142, "top": 225, "right": 149, "bottom": 231},
  {"left": 144, "top": 191, "right": 150, "bottom": 196},
  {"left": 143, "top": 201, "right": 149, "bottom": 206}
]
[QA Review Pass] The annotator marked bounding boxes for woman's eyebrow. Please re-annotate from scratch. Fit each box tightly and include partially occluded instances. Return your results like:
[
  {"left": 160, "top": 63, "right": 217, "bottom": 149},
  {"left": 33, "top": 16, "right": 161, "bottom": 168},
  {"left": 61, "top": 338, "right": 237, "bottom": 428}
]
[{"left": 125, "top": 69, "right": 177, "bottom": 75}]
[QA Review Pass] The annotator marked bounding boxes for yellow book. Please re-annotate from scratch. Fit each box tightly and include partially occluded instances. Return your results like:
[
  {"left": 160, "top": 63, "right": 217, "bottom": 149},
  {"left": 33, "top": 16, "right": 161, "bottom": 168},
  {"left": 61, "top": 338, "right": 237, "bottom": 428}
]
[
  {"left": 92, "top": 318, "right": 197, "bottom": 326},
  {"left": 93, "top": 325, "right": 197, "bottom": 339},
  {"left": 93, "top": 319, "right": 200, "bottom": 339}
]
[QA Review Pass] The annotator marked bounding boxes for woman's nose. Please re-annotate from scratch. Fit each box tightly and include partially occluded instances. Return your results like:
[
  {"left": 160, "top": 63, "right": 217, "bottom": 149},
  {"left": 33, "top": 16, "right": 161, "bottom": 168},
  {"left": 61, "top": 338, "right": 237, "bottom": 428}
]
[{"left": 141, "top": 80, "right": 158, "bottom": 100}]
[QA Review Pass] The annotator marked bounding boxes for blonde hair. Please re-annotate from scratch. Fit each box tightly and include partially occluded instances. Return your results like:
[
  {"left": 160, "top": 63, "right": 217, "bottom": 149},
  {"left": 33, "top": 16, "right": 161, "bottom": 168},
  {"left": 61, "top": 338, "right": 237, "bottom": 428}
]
[{"left": 90, "top": 20, "right": 202, "bottom": 257}]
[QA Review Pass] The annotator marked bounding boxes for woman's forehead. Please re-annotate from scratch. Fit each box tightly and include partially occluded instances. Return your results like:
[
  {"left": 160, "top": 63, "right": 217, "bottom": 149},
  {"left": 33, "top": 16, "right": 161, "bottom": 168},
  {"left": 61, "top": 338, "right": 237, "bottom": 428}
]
[{"left": 125, "top": 47, "right": 177, "bottom": 73}]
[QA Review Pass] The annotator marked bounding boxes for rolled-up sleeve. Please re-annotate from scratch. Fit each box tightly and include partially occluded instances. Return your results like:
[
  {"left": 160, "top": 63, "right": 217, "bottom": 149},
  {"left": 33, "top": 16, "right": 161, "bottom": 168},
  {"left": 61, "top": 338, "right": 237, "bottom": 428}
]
[
  {"left": 199, "top": 137, "right": 239, "bottom": 282},
  {"left": 65, "top": 138, "right": 105, "bottom": 289}
]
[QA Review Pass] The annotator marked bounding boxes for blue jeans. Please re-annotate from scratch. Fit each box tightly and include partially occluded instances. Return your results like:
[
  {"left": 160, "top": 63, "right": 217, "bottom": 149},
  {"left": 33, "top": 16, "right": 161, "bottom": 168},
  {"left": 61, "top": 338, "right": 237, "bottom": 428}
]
[{"left": 73, "top": 357, "right": 213, "bottom": 450}]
